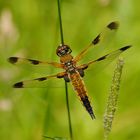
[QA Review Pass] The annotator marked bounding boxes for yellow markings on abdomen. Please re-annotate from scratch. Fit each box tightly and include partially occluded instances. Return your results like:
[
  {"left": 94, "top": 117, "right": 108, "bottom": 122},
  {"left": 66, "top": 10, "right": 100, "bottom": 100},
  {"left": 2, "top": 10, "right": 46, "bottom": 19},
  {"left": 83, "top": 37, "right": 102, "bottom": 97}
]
[{"left": 70, "top": 71, "right": 87, "bottom": 97}]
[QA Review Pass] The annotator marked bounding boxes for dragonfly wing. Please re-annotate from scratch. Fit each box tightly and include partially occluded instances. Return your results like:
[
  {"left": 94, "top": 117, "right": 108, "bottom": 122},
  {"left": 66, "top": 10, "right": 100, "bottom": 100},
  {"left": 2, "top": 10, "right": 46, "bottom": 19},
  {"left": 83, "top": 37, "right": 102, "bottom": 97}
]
[
  {"left": 78, "top": 45, "right": 132, "bottom": 72},
  {"left": 13, "top": 72, "right": 66, "bottom": 88},
  {"left": 74, "top": 21, "right": 119, "bottom": 62},
  {"left": 8, "top": 57, "right": 63, "bottom": 68}
]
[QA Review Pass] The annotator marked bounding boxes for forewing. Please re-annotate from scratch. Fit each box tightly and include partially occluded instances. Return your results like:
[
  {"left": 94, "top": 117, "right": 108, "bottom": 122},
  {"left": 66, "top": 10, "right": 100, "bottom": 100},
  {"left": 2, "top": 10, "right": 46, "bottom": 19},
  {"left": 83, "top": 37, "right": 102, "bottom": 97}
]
[
  {"left": 74, "top": 21, "right": 119, "bottom": 62},
  {"left": 8, "top": 57, "right": 63, "bottom": 68}
]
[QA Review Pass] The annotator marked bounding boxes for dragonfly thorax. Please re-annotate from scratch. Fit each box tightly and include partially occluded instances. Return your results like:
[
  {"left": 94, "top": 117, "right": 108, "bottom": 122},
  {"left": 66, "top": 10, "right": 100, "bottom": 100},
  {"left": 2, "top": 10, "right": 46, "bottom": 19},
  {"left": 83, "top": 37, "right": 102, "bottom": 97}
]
[{"left": 64, "top": 60, "right": 76, "bottom": 74}]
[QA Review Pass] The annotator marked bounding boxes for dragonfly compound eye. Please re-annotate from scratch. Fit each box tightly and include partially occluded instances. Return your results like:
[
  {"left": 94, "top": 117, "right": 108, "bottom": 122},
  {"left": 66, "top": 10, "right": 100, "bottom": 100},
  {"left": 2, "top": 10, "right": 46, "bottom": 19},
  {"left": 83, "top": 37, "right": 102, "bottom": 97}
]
[{"left": 56, "top": 44, "right": 72, "bottom": 56}]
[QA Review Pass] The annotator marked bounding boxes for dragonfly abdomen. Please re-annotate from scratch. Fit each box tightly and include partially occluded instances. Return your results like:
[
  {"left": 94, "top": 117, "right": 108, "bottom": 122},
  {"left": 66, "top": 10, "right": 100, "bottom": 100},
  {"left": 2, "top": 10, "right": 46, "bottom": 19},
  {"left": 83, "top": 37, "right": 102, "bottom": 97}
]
[
  {"left": 69, "top": 71, "right": 95, "bottom": 119},
  {"left": 81, "top": 95, "right": 95, "bottom": 119}
]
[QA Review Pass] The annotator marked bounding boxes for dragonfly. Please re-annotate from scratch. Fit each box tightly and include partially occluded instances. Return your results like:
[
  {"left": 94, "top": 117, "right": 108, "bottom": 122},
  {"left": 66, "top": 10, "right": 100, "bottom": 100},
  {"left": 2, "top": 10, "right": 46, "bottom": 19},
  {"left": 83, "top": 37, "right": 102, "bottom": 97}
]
[{"left": 8, "top": 21, "right": 131, "bottom": 119}]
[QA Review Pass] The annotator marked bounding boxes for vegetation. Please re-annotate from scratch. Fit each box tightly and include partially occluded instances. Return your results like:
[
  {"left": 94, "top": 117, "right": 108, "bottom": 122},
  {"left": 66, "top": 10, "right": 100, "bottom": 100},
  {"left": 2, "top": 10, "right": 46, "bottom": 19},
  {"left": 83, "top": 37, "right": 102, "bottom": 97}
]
[{"left": 0, "top": 0, "right": 139, "bottom": 140}]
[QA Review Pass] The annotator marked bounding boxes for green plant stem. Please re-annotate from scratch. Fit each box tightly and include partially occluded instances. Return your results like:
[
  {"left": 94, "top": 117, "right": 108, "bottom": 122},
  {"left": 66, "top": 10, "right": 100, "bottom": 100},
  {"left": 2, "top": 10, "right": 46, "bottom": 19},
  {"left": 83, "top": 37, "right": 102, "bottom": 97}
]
[
  {"left": 57, "top": 0, "right": 73, "bottom": 140},
  {"left": 65, "top": 81, "right": 73, "bottom": 140},
  {"left": 57, "top": 0, "right": 64, "bottom": 45}
]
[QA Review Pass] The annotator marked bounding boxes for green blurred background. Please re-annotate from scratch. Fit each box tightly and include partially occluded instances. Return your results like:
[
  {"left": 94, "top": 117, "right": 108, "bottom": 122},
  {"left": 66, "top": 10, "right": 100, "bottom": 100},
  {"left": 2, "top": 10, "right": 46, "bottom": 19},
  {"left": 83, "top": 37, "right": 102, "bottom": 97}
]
[{"left": 0, "top": 0, "right": 139, "bottom": 140}]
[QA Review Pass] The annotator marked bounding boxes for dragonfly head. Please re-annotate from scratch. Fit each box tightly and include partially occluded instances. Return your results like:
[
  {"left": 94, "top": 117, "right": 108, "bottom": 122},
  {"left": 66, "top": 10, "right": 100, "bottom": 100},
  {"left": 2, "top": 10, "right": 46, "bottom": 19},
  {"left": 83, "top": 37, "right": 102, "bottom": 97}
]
[{"left": 56, "top": 44, "right": 72, "bottom": 57}]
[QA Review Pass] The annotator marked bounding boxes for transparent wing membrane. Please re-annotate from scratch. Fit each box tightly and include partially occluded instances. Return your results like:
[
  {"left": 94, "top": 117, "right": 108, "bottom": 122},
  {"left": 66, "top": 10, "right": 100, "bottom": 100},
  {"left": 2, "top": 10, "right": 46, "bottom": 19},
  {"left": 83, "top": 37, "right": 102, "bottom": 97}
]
[
  {"left": 78, "top": 45, "right": 131, "bottom": 72},
  {"left": 13, "top": 72, "right": 66, "bottom": 88},
  {"left": 74, "top": 21, "right": 119, "bottom": 62},
  {"left": 8, "top": 57, "right": 63, "bottom": 68}
]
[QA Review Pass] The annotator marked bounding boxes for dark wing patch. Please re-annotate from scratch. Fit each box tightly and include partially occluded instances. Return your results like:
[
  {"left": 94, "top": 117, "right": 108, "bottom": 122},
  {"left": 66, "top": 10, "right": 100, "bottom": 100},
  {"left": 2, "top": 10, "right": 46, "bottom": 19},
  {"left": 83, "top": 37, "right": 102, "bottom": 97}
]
[
  {"left": 92, "top": 34, "right": 100, "bottom": 45},
  {"left": 107, "top": 21, "right": 119, "bottom": 30},
  {"left": 35, "top": 77, "right": 47, "bottom": 81},
  {"left": 28, "top": 59, "right": 40, "bottom": 65},
  {"left": 13, "top": 82, "right": 23, "bottom": 88},
  {"left": 120, "top": 45, "right": 131, "bottom": 51},
  {"left": 96, "top": 55, "right": 107, "bottom": 61},
  {"left": 8, "top": 57, "right": 18, "bottom": 64}
]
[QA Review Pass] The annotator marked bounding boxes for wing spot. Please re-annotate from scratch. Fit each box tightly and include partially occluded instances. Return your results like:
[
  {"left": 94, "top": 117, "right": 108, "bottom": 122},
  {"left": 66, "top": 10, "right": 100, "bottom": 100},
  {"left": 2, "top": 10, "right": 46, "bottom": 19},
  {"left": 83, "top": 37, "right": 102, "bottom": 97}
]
[
  {"left": 92, "top": 34, "right": 100, "bottom": 45},
  {"left": 35, "top": 77, "right": 47, "bottom": 81},
  {"left": 107, "top": 21, "right": 119, "bottom": 30},
  {"left": 119, "top": 45, "right": 131, "bottom": 51},
  {"left": 13, "top": 82, "right": 23, "bottom": 88},
  {"left": 8, "top": 57, "right": 18, "bottom": 64},
  {"left": 97, "top": 55, "right": 107, "bottom": 61},
  {"left": 28, "top": 59, "right": 40, "bottom": 65}
]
